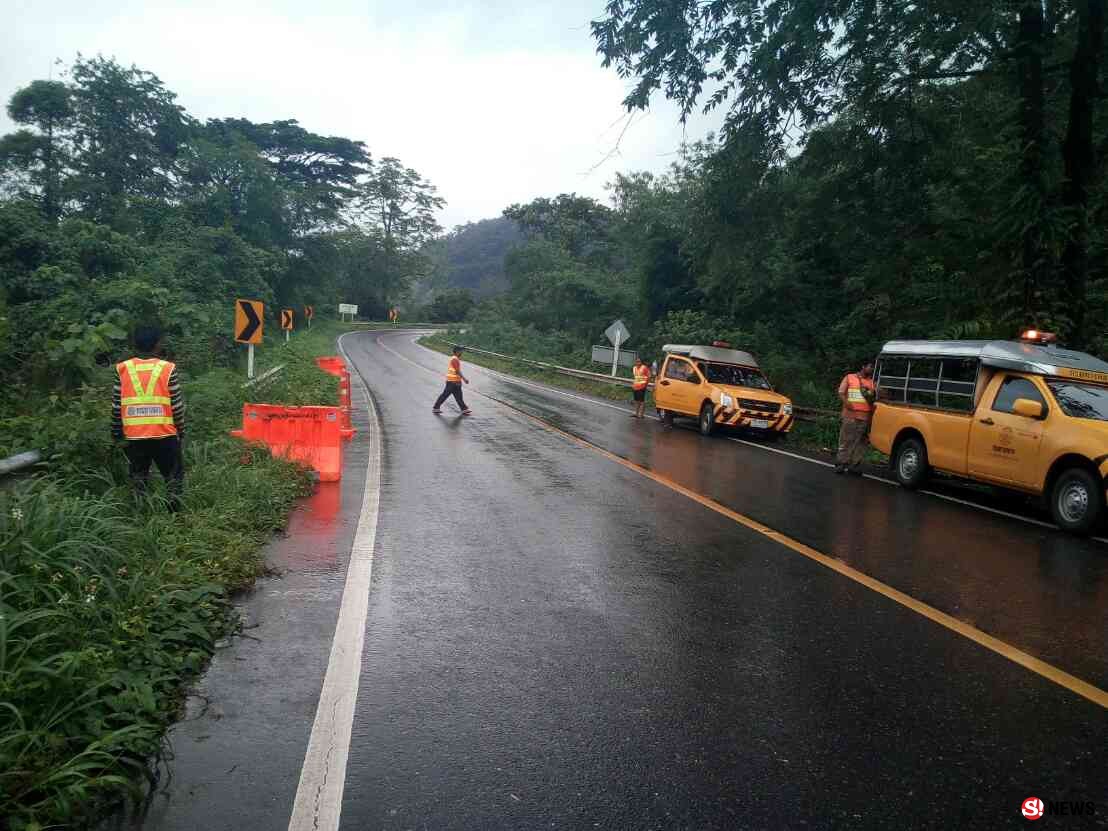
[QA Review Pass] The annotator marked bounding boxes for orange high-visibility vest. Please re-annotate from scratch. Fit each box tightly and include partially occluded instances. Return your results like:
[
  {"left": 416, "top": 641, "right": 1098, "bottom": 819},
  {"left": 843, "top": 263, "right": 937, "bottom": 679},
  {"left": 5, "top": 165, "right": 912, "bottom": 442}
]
[
  {"left": 118, "top": 358, "right": 177, "bottom": 439},
  {"left": 633, "top": 364, "right": 650, "bottom": 391},
  {"left": 844, "top": 374, "right": 876, "bottom": 413},
  {"left": 446, "top": 356, "right": 462, "bottom": 382}
]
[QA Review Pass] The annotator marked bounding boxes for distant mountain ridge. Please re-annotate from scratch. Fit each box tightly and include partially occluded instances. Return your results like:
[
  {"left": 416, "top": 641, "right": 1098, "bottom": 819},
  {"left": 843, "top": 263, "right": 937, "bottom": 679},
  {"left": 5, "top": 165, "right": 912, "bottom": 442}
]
[{"left": 421, "top": 216, "right": 521, "bottom": 301}]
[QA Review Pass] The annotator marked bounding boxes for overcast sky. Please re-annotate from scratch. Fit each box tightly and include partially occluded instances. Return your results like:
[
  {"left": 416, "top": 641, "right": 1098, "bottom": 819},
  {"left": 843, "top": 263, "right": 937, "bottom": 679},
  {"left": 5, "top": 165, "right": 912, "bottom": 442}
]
[{"left": 1, "top": 0, "right": 724, "bottom": 230}]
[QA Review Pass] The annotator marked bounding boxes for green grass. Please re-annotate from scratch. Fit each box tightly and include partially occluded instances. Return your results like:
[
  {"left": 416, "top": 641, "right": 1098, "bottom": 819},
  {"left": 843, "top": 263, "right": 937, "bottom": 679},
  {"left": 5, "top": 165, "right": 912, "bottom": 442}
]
[{"left": 0, "top": 321, "right": 348, "bottom": 829}]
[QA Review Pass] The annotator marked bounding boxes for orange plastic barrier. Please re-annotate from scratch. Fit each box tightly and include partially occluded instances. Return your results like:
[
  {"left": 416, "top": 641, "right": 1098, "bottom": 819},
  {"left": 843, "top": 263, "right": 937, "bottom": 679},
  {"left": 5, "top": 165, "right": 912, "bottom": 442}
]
[
  {"left": 231, "top": 404, "right": 344, "bottom": 481},
  {"left": 315, "top": 356, "right": 355, "bottom": 439},
  {"left": 315, "top": 356, "right": 346, "bottom": 377}
]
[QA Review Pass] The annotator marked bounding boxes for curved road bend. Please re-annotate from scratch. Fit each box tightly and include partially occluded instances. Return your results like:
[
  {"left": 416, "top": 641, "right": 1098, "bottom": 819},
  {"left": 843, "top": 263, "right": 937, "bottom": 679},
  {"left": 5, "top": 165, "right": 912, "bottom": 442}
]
[
  {"left": 132, "top": 329, "right": 1107, "bottom": 831},
  {"left": 335, "top": 330, "right": 1106, "bottom": 829}
]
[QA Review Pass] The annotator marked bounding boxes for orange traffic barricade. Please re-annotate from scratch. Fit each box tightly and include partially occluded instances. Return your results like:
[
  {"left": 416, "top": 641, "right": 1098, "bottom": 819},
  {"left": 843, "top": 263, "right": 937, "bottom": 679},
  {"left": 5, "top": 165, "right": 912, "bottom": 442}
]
[
  {"left": 315, "top": 356, "right": 355, "bottom": 439},
  {"left": 231, "top": 404, "right": 344, "bottom": 481}
]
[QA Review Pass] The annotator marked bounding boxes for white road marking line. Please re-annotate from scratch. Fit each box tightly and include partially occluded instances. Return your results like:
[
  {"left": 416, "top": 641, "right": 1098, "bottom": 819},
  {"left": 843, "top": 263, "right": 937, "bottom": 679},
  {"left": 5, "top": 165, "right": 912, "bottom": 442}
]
[
  {"left": 288, "top": 333, "right": 383, "bottom": 831},
  {"left": 399, "top": 334, "right": 1107, "bottom": 544}
]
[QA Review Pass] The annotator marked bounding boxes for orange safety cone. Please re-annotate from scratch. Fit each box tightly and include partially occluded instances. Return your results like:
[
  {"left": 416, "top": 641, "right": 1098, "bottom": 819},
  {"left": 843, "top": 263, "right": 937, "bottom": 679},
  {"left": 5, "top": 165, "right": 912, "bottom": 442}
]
[{"left": 231, "top": 404, "right": 344, "bottom": 481}]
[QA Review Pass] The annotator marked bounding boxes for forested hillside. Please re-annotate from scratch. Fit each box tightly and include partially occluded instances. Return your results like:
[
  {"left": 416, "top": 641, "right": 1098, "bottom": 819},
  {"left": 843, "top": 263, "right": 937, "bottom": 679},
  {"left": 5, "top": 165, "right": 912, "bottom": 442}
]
[
  {"left": 422, "top": 216, "right": 521, "bottom": 299},
  {"left": 0, "top": 55, "right": 442, "bottom": 398},
  {"left": 452, "top": 2, "right": 1107, "bottom": 407}
]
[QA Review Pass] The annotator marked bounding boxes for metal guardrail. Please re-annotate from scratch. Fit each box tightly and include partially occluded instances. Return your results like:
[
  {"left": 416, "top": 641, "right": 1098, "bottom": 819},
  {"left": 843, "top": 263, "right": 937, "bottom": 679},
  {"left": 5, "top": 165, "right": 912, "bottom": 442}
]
[
  {"left": 0, "top": 450, "right": 42, "bottom": 477},
  {"left": 440, "top": 339, "right": 839, "bottom": 421},
  {"left": 243, "top": 363, "right": 286, "bottom": 389}
]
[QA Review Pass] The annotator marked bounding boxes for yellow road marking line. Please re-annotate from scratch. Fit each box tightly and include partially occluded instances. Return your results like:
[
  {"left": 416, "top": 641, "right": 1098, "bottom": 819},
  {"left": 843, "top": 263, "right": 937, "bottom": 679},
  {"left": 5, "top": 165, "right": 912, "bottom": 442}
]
[{"left": 372, "top": 332, "right": 1108, "bottom": 709}]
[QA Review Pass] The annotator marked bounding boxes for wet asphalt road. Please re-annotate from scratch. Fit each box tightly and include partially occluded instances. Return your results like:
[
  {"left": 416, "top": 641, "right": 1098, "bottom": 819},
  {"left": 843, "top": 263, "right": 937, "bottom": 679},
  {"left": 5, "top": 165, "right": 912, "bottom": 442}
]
[{"left": 136, "top": 330, "right": 1107, "bottom": 830}]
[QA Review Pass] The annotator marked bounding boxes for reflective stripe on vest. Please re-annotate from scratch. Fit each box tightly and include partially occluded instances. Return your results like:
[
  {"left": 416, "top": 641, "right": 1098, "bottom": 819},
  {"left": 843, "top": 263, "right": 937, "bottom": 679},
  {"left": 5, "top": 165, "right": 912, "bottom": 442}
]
[
  {"left": 446, "top": 356, "right": 462, "bottom": 382},
  {"left": 118, "top": 359, "right": 177, "bottom": 439},
  {"left": 633, "top": 365, "right": 650, "bottom": 390},
  {"left": 845, "top": 374, "right": 875, "bottom": 412}
]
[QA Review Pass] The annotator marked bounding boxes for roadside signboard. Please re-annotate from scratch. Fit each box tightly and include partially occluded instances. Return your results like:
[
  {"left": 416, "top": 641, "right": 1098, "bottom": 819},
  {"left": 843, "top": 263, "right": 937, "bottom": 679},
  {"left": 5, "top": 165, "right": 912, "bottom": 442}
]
[
  {"left": 305, "top": 305, "right": 314, "bottom": 329},
  {"left": 603, "top": 319, "right": 631, "bottom": 376},
  {"left": 605, "top": 319, "right": 630, "bottom": 347},
  {"left": 235, "top": 299, "right": 264, "bottom": 379},
  {"left": 339, "top": 303, "right": 358, "bottom": 322},
  {"left": 235, "top": 299, "right": 264, "bottom": 344},
  {"left": 592, "top": 345, "right": 638, "bottom": 369},
  {"left": 281, "top": 309, "right": 294, "bottom": 330}
]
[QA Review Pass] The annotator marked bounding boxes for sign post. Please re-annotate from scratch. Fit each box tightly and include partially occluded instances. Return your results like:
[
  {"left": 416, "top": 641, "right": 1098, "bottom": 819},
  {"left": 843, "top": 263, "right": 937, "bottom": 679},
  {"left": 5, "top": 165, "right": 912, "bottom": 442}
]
[
  {"left": 305, "top": 305, "right": 314, "bottom": 330},
  {"left": 604, "top": 319, "right": 631, "bottom": 378},
  {"left": 235, "top": 299, "right": 264, "bottom": 379},
  {"left": 281, "top": 309, "right": 294, "bottom": 343}
]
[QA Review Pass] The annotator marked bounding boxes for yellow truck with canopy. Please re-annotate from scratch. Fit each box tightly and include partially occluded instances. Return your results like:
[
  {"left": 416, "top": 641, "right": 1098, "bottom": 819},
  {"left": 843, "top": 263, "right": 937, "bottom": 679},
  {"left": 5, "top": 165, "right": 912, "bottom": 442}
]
[
  {"left": 870, "top": 333, "right": 1108, "bottom": 534},
  {"left": 654, "top": 343, "right": 794, "bottom": 438}
]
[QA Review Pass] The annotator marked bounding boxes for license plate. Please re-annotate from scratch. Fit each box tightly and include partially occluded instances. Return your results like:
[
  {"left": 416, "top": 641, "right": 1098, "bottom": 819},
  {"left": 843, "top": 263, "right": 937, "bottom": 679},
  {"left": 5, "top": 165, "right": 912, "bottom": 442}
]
[{"left": 750, "top": 419, "right": 770, "bottom": 429}]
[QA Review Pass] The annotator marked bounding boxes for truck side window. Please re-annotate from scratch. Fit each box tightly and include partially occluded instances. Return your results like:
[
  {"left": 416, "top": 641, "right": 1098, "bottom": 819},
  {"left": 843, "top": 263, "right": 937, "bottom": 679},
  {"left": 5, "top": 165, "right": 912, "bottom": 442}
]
[
  {"left": 665, "top": 359, "right": 692, "bottom": 382},
  {"left": 992, "top": 377, "right": 1047, "bottom": 415}
]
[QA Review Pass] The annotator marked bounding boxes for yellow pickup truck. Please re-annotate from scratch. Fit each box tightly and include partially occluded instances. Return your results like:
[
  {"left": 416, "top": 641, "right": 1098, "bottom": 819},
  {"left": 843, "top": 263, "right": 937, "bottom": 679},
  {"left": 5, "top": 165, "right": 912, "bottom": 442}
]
[
  {"left": 654, "top": 343, "right": 794, "bottom": 438},
  {"left": 870, "top": 333, "right": 1108, "bottom": 534}
]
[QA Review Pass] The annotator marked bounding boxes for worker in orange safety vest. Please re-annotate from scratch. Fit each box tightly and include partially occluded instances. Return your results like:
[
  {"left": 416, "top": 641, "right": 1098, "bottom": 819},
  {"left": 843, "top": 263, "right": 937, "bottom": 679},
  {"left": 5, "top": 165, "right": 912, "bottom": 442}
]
[
  {"left": 112, "top": 324, "right": 186, "bottom": 510},
  {"left": 432, "top": 345, "right": 472, "bottom": 416},
  {"left": 835, "top": 361, "right": 876, "bottom": 475},
  {"left": 631, "top": 356, "right": 651, "bottom": 419}
]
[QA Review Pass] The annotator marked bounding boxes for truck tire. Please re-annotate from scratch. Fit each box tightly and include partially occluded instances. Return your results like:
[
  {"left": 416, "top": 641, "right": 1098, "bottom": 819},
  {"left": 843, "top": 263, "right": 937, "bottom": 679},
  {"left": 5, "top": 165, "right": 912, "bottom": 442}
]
[
  {"left": 1050, "top": 468, "right": 1103, "bottom": 535},
  {"left": 893, "top": 436, "right": 929, "bottom": 490},
  {"left": 699, "top": 402, "right": 715, "bottom": 436},
  {"left": 659, "top": 409, "right": 673, "bottom": 428}
]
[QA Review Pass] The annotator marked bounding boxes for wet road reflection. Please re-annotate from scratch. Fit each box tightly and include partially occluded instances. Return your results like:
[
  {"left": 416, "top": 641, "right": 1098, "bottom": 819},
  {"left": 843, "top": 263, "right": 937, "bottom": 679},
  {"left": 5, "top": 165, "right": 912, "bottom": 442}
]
[
  {"left": 387, "top": 333, "right": 1108, "bottom": 690},
  {"left": 334, "top": 331, "right": 1107, "bottom": 830}
]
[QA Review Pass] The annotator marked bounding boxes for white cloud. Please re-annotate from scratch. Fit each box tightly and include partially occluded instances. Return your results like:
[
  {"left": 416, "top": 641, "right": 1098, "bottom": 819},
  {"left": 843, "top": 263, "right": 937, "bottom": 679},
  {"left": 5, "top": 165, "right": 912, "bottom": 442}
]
[{"left": 0, "top": 0, "right": 725, "bottom": 229}]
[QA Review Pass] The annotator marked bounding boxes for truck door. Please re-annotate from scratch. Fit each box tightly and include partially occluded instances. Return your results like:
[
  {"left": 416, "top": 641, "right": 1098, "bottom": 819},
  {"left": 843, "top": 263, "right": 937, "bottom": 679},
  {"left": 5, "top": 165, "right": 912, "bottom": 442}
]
[
  {"left": 658, "top": 357, "right": 698, "bottom": 415},
  {"left": 967, "top": 374, "right": 1047, "bottom": 487}
]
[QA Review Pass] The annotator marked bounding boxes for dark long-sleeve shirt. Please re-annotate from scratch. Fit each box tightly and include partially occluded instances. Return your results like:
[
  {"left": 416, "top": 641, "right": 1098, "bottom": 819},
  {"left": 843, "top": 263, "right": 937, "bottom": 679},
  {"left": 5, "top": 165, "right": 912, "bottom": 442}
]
[{"left": 112, "top": 359, "right": 186, "bottom": 440}]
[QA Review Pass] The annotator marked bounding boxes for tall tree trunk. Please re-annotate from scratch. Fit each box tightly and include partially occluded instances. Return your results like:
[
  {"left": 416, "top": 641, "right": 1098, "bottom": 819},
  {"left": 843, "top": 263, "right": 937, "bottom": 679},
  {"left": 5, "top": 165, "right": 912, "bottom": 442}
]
[
  {"left": 1061, "top": 0, "right": 1105, "bottom": 348},
  {"left": 1016, "top": 2, "right": 1046, "bottom": 322}
]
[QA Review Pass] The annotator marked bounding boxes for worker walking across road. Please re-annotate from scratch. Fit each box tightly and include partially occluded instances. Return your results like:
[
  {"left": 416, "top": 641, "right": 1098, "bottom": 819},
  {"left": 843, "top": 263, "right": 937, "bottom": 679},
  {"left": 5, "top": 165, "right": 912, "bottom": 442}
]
[
  {"left": 631, "top": 356, "right": 651, "bottom": 418},
  {"left": 835, "top": 361, "right": 876, "bottom": 475},
  {"left": 112, "top": 324, "right": 186, "bottom": 510},
  {"left": 433, "top": 346, "right": 472, "bottom": 416}
]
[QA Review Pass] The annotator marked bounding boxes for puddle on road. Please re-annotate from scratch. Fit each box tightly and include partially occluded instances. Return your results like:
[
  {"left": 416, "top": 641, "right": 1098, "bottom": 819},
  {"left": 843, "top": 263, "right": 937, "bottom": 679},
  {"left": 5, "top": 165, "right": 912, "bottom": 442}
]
[{"left": 278, "top": 480, "right": 343, "bottom": 571}]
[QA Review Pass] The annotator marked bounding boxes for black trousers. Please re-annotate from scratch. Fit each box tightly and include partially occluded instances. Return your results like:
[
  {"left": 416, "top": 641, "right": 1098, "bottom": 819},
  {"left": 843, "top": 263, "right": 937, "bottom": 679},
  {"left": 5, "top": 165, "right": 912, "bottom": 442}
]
[
  {"left": 124, "top": 436, "right": 184, "bottom": 510},
  {"left": 434, "top": 382, "right": 467, "bottom": 411}
]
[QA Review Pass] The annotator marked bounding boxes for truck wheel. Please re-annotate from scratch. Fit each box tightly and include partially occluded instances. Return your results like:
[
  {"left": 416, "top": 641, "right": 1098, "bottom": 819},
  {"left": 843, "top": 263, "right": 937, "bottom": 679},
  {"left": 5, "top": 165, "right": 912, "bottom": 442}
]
[
  {"left": 699, "top": 402, "right": 715, "bottom": 436},
  {"left": 893, "top": 437, "right": 929, "bottom": 490},
  {"left": 1050, "top": 468, "right": 1103, "bottom": 535},
  {"left": 659, "top": 409, "right": 673, "bottom": 427}
]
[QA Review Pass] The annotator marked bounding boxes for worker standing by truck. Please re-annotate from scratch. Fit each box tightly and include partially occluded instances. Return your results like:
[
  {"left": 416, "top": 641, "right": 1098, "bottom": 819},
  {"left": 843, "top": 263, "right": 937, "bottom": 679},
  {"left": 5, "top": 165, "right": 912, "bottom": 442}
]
[
  {"left": 631, "top": 357, "right": 651, "bottom": 419},
  {"left": 835, "top": 361, "right": 876, "bottom": 475},
  {"left": 112, "top": 324, "right": 186, "bottom": 511},
  {"left": 433, "top": 346, "right": 472, "bottom": 416}
]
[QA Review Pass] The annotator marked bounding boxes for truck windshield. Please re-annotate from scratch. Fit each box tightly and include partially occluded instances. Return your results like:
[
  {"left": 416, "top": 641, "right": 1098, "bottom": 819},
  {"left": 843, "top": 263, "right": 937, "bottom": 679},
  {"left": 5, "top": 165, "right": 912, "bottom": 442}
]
[
  {"left": 1047, "top": 381, "right": 1108, "bottom": 422},
  {"left": 702, "top": 362, "right": 771, "bottom": 390}
]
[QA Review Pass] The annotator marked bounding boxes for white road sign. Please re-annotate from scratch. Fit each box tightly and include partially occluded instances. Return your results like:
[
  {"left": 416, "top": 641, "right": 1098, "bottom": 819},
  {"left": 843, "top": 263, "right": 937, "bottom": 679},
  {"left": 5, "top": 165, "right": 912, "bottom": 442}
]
[{"left": 605, "top": 319, "right": 631, "bottom": 347}]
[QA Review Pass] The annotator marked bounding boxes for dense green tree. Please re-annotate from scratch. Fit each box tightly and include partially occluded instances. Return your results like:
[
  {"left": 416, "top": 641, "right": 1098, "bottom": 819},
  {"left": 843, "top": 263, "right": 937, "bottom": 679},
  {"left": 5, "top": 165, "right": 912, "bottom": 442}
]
[
  {"left": 591, "top": 0, "right": 1108, "bottom": 345},
  {"left": 0, "top": 80, "right": 74, "bottom": 219}
]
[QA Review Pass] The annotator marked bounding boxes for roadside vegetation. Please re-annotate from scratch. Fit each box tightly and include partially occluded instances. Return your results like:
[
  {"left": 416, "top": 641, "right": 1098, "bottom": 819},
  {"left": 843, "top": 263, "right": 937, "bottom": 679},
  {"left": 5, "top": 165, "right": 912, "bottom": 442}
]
[
  {"left": 0, "top": 54, "right": 431, "bottom": 828},
  {"left": 0, "top": 323, "right": 345, "bottom": 829}
]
